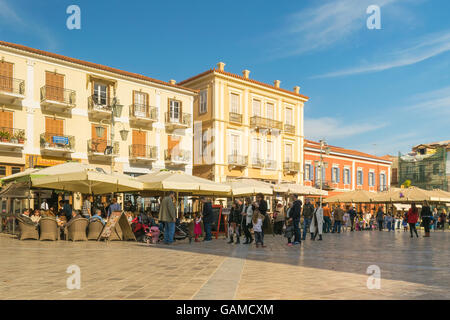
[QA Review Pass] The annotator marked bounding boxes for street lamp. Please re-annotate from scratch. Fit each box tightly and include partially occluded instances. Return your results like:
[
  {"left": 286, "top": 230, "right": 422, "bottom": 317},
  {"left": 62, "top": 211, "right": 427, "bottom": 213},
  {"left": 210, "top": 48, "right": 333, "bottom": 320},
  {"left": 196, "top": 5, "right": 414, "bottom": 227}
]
[{"left": 318, "top": 139, "right": 330, "bottom": 207}]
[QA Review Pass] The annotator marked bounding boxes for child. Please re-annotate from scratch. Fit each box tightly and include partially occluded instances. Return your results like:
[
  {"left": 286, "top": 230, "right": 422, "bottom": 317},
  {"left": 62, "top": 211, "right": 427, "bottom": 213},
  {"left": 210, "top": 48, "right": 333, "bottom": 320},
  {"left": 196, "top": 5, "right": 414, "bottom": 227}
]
[
  {"left": 402, "top": 218, "right": 408, "bottom": 232},
  {"left": 252, "top": 208, "right": 265, "bottom": 248},
  {"left": 342, "top": 212, "right": 349, "bottom": 232},
  {"left": 284, "top": 219, "right": 294, "bottom": 246},
  {"left": 194, "top": 213, "right": 202, "bottom": 243}
]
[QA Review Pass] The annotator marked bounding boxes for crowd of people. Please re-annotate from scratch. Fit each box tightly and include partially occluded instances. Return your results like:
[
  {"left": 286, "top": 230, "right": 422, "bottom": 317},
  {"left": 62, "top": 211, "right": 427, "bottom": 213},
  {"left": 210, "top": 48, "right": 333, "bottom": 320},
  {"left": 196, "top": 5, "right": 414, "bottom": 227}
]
[{"left": 12, "top": 192, "right": 449, "bottom": 244}]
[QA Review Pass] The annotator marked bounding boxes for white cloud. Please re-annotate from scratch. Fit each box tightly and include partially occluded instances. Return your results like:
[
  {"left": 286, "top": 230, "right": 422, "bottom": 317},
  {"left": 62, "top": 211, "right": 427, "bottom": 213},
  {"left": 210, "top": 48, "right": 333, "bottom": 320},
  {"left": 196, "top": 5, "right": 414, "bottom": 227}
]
[
  {"left": 0, "top": 0, "right": 58, "bottom": 50},
  {"left": 313, "top": 30, "right": 450, "bottom": 78},
  {"left": 304, "top": 117, "right": 387, "bottom": 141},
  {"left": 271, "top": 0, "right": 397, "bottom": 57},
  {"left": 407, "top": 85, "right": 450, "bottom": 114}
]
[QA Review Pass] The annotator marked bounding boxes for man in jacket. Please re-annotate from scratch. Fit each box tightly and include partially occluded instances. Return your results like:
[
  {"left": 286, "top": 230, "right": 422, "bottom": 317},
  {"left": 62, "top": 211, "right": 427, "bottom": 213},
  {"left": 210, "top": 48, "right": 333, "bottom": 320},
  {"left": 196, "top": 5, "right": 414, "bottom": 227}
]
[
  {"left": 421, "top": 201, "right": 432, "bottom": 237},
  {"left": 332, "top": 205, "right": 344, "bottom": 233},
  {"left": 290, "top": 194, "right": 302, "bottom": 244},
  {"left": 301, "top": 199, "right": 314, "bottom": 240},
  {"left": 201, "top": 196, "right": 213, "bottom": 241},
  {"left": 159, "top": 191, "right": 177, "bottom": 244},
  {"left": 241, "top": 198, "right": 254, "bottom": 244},
  {"left": 348, "top": 206, "right": 357, "bottom": 231}
]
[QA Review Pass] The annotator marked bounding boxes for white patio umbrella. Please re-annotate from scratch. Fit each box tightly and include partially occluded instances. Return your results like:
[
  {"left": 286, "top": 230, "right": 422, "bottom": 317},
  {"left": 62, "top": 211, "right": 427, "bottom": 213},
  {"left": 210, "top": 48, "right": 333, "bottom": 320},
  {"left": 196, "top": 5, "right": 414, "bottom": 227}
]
[
  {"left": 274, "top": 183, "right": 328, "bottom": 196},
  {"left": 30, "top": 162, "right": 143, "bottom": 194},
  {"left": 225, "top": 179, "right": 273, "bottom": 197}
]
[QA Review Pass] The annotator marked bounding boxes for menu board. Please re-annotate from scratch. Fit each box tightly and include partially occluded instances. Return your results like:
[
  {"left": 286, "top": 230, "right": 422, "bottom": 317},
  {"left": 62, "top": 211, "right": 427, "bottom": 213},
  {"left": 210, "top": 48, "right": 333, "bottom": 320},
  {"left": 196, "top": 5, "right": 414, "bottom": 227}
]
[{"left": 99, "top": 211, "right": 121, "bottom": 240}]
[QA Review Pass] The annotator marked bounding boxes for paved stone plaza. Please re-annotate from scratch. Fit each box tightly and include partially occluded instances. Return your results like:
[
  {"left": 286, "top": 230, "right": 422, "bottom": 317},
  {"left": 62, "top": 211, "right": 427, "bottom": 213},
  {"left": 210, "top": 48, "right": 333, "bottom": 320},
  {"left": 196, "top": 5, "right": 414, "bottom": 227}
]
[{"left": 1, "top": 230, "right": 449, "bottom": 300}]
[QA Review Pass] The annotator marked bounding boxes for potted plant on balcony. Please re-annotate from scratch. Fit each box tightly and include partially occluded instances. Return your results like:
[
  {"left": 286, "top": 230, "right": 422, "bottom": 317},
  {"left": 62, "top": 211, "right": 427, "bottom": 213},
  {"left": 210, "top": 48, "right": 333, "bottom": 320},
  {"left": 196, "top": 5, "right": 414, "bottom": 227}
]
[
  {"left": 0, "top": 131, "right": 10, "bottom": 143},
  {"left": 14, "top": 130, "right": 26, "bottom": 144}
]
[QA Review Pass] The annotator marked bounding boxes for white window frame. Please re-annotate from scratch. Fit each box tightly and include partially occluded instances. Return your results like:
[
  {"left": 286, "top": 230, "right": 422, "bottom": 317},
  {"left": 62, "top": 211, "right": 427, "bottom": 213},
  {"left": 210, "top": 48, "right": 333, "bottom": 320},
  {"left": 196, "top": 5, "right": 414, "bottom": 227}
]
[
  {"left": 199, "top": 90, "right": 207, "bottom": 114},
  {"left": 252, "top": 99, "right": 261, "bottom": 117},
  {"left": 285, "top": 107, "right": 293, "bottom": 125},
  {"left": 93, "top": 82, "right": 107, "bottom": 105},
  {"left": 230, "top": 92, "right": 240, "bottom": 114},
  {"left": 169, "top": 100, "right": 180, "bottom": 122},
  {"left": 285, "top": 143, "right": 293, "bottom": 162},
  {"left": 357, "top": 168, "right": 363, "bottom": 186}
]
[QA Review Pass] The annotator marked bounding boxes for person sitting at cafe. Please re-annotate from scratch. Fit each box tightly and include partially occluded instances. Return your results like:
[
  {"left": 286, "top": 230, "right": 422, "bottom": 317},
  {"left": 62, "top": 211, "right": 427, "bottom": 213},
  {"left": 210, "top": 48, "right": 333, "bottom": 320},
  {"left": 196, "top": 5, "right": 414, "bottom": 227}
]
[
  {"left": 71, "top": 209, "right": 83, "bottom": 220},
  {"left": 90, "top": 209, "right": 106, "bottom": 225},
  {"left": 31, "top": 209, "right": 41, "bottom": 224},
  {"left": 107, "top": 197, "right": 121, "bottom": 218}
]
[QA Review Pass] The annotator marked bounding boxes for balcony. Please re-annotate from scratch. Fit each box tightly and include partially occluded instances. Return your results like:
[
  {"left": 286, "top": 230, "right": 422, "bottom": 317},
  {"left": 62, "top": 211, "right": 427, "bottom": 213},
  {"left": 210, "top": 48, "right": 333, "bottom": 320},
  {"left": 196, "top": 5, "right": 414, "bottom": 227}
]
[
  {"left": 284, "top": 124, "right": 295, "bottom": 135},
  {"left": 164, "top": 149, "right": 191, "bottom": 166},
  {"left": 283, "top": 161, "right": 300, "bottom": 173},
  {"left": 228, "top": 154, "right": 248, "bottom": 169},
  {"left": 250, "top": 116, "right": 283, "bottom": 131},
  {"left": 164, "top": 113, "right": 191, "bottom": 130},
  {"left": 40, "top": 133, "right": 75, "bottom": 156},
  {"left": 252, "top": 157, "right": 265, "bottom": 169},
  {"left": 314, "top": 180, "right": 334, "bottom": 191},
  {"left": 129, "top": 145, "right": 158, "bottom": 163},
  {"left": 0, "top": 76, "right": 25, "bottom": 106},
  {"left": 129, "top": 104, "right": 158, "bottom": 127},
  {"left": 229, "top": 112, "right": 243, "bottom": 124},
  {"left": 40, "top": 86, "right": 76, "bottom": 112},
  {"left": 87, "top": 139, "right": 119, "bottom": 160},
  {"left": 88, "top": 95, "right": 114, "bottom": 120},
  {"left": 0, "top": 127, "right": 26, "bottom": 152},
  {"left": 265, "top": 160, "right": 277, "bottom": 170}
]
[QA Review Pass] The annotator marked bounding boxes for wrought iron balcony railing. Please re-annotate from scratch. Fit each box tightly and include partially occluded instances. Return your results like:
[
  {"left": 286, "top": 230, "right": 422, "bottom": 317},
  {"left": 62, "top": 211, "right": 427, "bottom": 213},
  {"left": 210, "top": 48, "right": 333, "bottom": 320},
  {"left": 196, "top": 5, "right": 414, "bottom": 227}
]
[
  {"left": 40, "top": 133, "right": 75, "bottom": 151},
  {"left": 284, "top": 124, "right": 295, "bottom": 135},
  {"left": 250, "top": 116, "right": 283, "bottom": 130},
  {"left": 164, "top": 149, "right": 191, "bottom": 163},
  {"left": 88, "top": 95, "right": 114, "bottom": 113},
  {"left": 252, "top": 157, "right": 265, "bottom": 168},
  {"left": 0, "top": 75, "right": 25, "bottom": 95},
  {"left": 129, "top": 145, "right": 158, "bottom": 160},
  {"left": 228, "top": 154, "right": 248, "bottom": 167},
  {"left": 165, "top": 112, "right": 191, "bottom": 127},
  {"left": 129, "top": 104, "right": 158, "bottom": 121},
  {"left": 283, "top": 161, "right": 300, "bottom": 172},
  {"left": 265, "top": 160, "right": 277, "bottom": 170},
  {"left": 87, "top": 139, "right": 119, "bottom": 156},
  {"left": 40, "top": 86, "right": 76, "bottom": 105},
  {"left": 0, "top": 127, "right": 26, "bottom": 144},
  {"left": 229, "top": 112, "right": 243, "bottom": 124}
]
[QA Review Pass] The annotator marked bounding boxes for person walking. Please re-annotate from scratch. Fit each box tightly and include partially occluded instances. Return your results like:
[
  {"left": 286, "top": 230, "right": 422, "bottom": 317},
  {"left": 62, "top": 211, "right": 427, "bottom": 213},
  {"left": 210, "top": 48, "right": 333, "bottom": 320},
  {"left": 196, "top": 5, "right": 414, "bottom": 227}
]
[
  {"left": 228, "top": 199, "right": 242, "bottom": 244},
  {"left": 301, "top": 199, "right": 313, "bottom": 240},
  {"left": 273, "top": 201, "right": 285, "bottom": 235},
  {"left": 439, "top": 209, "right": 447, "bottom": 230},
  {"left": 310, "top": 202, "right": 324, "bottom": 241},
  {"left": 241, "top": 198, "right": 254, "bottom": 244},
  {"left": 201, "top": 196, "right": 213, "bottom": 241},
  {"left": 421, "top": 201, "right": 432, "bottom": 237},
  {"left": 322, "top": 203, "right": 332, "bottom": 233},
  {"left": 290, "top": 194, "right": 302, "bottom": 244},
  {"left": 256, "top": 193, "right": 271, "bottom": 234},
  {"left": 407, "top": 203, "right": 419, "bottom": 238},
  {"left": 348, "top": 206, "right": 357, "bottom": 231},
  {"left": 159, "top": 191, "right": 177, "bottom": 245},
  {"left": 252, "top": 207, "right": 265, "bottom": 248},
  {"left": 376, "top": 207, "right": 384, "bottom": 231}
]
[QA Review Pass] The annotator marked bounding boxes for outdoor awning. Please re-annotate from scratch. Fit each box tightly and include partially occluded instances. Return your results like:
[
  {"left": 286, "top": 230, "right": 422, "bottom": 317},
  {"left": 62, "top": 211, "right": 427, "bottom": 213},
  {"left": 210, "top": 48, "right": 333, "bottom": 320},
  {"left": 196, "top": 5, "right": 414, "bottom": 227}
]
[
  {"left": 0, "top": 181, "right": 32, "bottom": 199},
  {"left": 138, "top": 171, "right": 231, "bottom": 196},
  {"left": 30, "top": 162, "right": 143, "bottom": 194},
  {"left": 273, "top": 183, "right": 328, "bottom": 196},
  {"left": 372, "top": 187, "right": 437, "bottom": 203},
  {"left": 323, "top": 189, "right": 376, "bottom": 203},
  {"left": 225, "top": 179, "right": 273, "bottom": 197}
]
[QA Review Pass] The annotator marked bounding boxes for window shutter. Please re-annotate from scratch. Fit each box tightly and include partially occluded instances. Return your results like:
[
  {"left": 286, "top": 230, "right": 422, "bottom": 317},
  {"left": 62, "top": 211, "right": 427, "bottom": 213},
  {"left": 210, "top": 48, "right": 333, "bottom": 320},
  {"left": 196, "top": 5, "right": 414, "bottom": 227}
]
[{"left": 337, "top": 168, "right": 340, "bottom": 183}]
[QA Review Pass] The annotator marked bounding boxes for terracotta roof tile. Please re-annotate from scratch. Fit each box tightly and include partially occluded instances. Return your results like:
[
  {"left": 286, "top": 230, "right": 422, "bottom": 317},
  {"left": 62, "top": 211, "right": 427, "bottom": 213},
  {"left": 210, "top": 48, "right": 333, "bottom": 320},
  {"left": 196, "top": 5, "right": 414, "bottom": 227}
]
[
  {"left": 0, "top": 41, "right": 198, "bottom": 94},
  {"left": 304, "top": 139, "right": 392, "bottom": 163},
  {"left": 178, "top": 68, "right": 309, "bottom": 100}
]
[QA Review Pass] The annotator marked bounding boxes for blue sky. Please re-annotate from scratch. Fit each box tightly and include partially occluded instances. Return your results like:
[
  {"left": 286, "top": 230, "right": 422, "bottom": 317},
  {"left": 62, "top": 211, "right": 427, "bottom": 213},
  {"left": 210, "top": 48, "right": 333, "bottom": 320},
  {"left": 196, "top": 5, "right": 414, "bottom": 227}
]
[{"left": 0, "top": 0, "right": 449, "bottom": 156}]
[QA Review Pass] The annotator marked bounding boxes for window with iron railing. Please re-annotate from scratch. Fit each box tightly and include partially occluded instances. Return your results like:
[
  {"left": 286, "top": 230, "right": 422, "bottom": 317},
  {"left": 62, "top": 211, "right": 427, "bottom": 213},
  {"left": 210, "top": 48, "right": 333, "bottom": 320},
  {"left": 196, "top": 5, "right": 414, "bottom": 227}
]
[
  {"left": 40, "top": 86, "right": 76, "bottom": 105},
  {"left": 129, "top": 145, "right": 158, "bottom": 159},
  {"left": 40, "top": 133, "right": 75, "bottom": 150},
  {"left": 0, "top": 75, "right": 25, "bottom": 95}
]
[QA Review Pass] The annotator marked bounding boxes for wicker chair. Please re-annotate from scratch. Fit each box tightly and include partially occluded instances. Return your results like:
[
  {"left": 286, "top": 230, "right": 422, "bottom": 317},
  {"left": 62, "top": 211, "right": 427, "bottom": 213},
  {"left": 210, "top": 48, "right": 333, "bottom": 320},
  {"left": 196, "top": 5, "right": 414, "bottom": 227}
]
[
  {"left": 87, "top": 220, "right": 104, "bottom": 240},
  {"left": 39, "top": 217, "right": 60, "bottom": 241},
  {"left": 65, "top": 217, "right": 89, "bottom": 241},
  {"left": 17, "top": 216, "right": 39, "bottom": 240}
]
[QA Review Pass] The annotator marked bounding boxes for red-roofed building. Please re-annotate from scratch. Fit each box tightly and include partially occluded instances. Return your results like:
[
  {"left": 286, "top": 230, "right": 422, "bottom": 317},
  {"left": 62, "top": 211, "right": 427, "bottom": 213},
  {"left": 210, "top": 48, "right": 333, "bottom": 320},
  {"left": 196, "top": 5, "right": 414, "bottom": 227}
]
[{"left": 303, "top": 140, "right": 392, "bottom": 197}]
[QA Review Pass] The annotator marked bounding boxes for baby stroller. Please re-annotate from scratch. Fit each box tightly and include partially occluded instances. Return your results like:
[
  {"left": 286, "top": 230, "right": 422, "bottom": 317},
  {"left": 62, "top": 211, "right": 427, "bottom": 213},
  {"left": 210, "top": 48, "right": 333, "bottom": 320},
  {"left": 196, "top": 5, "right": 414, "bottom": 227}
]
[
  {"left": 131, "top": 212, "right": 152, "bottom": 242},
  {"left": 144, "top": 225, "right": 161, "bottom": 245}
]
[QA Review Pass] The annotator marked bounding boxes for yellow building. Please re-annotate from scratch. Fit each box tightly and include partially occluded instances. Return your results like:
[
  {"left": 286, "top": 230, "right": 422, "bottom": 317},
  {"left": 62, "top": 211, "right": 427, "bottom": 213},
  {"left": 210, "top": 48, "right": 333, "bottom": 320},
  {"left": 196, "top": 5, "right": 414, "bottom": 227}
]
[
  {"left": 0, "top": 41, "right": 197, "bottom": 179},
  {"left": 179, "top": 62, "right": 309, "bottom": 184}
]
